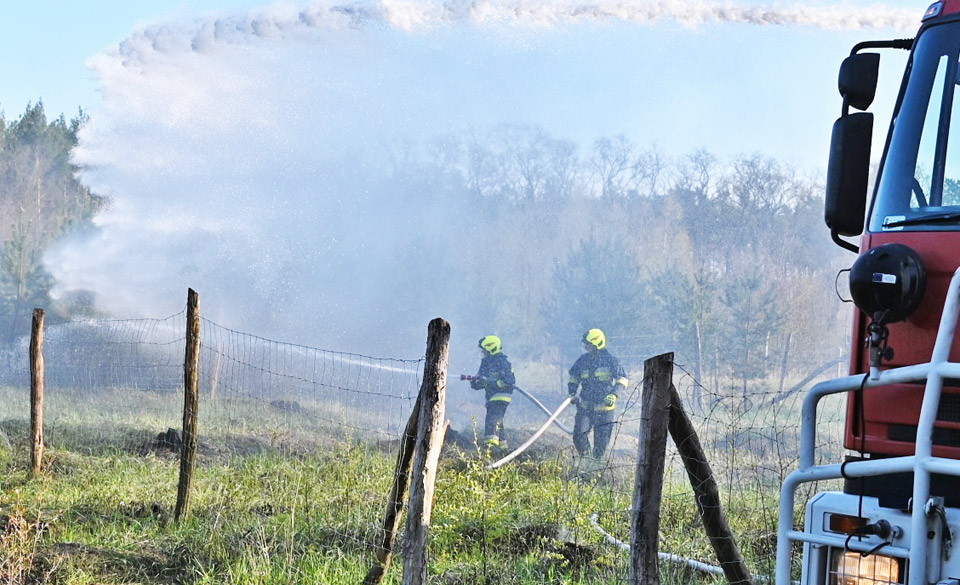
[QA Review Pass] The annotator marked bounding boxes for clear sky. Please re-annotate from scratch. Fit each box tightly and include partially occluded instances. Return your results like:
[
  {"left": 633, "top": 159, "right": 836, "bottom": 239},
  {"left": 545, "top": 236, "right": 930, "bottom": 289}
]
[{"left": 0, "top": 1, "right": 267, "bottom": 120}]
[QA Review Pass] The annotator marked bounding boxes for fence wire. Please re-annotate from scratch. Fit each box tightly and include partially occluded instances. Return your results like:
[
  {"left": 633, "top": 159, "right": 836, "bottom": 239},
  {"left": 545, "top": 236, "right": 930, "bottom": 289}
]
[
  {"left": 0, "top": 312, "right": 428, "bottom": 581},
  {"left": 198, "top": 317, "right": 422, "bottom": 455},
  {"left": 0, "top": 313, "right": 850, "bottom": 584},
  {"left": 486, "top": 358, "right": 847, "bottom": 585}
]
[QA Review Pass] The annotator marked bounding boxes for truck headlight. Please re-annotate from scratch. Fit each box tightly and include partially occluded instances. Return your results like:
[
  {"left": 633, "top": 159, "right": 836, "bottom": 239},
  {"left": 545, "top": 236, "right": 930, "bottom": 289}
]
[{"left": 828, "top": 549, "right": 905, "bottom": 584}]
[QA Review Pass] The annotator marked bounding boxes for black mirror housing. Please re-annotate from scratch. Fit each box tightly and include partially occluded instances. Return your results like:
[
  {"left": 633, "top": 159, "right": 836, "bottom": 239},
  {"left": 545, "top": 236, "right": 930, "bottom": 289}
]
[
  {"left": 825, "top": 112, "right": 873, "bottom": 237},
  {"left": 839, "top": 53, "right": 880, "bottom": 111}
]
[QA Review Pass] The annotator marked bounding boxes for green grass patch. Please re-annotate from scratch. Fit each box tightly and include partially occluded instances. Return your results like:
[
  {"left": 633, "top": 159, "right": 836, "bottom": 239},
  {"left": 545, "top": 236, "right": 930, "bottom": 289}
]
[{"left": 0, "top": 383, "right": 797, "bottom": 584}]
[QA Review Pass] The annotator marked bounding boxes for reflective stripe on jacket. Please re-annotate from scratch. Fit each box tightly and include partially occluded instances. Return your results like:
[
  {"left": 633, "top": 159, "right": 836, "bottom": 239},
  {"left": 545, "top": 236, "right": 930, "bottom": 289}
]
[
  {"left": 474, "top": 353, "right": 516, "bottom": 401},
  {"left": 567, "top": 348, "right": 628, "bottom": 405}
]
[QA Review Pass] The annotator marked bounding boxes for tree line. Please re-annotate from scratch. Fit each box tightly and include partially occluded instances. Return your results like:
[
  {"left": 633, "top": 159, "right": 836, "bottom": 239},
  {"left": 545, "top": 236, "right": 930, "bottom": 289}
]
[
  {"left": 366, "top": 125, "right": 851, "bottom": 399},
  {"left": 0, "top": 102, "right": 104, "bottom": 341},
  {"left": 0, "top": 105, "right": 851, "bottom": 400}
]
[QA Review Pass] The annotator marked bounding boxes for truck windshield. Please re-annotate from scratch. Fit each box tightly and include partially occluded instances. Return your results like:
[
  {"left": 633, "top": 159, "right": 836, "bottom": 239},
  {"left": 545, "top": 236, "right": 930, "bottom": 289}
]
[{"left": 871, "top": 22, "right": 960, "bottom": 232}]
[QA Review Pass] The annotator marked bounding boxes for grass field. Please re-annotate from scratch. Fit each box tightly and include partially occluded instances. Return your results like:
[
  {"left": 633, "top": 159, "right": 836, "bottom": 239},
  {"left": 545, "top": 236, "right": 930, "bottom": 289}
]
[
  {"left": 0, "top": 441, "right": 614, "bottom": 583},
  {"left": 0, "top": 381, "right": 835, "bottom": 585}
]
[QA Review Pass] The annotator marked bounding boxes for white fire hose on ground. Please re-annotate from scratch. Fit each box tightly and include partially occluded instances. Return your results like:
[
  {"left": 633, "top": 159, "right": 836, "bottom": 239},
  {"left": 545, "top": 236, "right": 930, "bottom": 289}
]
[
  {"left": 513, "top": 386, "right": 573, "bottom": 435},
  {"left": 461, "top": 376, "right": 573, "bottom": 435},
  {"left": 480, "top": 391, "right": 766, "bottom": 583},
  {"left": 587, "top": 513, "right": 734, "bottom": 579},
  {"left": 488, "top": 396, "right": 573, "bottom": 469}
]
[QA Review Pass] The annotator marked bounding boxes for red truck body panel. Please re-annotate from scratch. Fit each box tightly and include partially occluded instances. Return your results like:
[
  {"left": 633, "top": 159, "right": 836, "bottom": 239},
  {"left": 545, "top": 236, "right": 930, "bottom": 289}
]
[{"left": 845, "top": 231, "right": 960, "bottom": 457}]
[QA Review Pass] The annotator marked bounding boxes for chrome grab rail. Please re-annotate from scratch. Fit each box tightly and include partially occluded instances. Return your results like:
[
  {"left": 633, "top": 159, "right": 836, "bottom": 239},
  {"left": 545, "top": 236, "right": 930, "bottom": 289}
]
[{"left": 775, "top": 266, "right": 960, "bottom": 585}]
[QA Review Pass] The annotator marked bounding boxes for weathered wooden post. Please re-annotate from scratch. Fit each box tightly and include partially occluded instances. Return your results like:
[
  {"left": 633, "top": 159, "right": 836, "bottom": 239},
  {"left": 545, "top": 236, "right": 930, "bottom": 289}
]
[
  {"left": 401, "top": 318, "right": 449, "bottom": 585},
  {"left": 175, "top": 289, "right": 201, "bottom": 522},
  {"left": 29, "top": 308, "right": 45, "bottom": 475},
  {"left": 630, "top": 352, "right": 673, "bottom": 585},
  {"left": 668, "top": 384, "right": 753, "bottom": 585},
  {"left": 363, "top": 392, "right": 422, "bottom": 585}
]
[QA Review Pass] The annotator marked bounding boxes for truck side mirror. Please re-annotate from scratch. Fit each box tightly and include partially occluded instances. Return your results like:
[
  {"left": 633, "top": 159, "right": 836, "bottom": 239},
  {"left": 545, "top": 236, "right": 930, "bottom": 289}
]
[
  {"left": 825, "top": 112, "right": 873, "bottom": 237},
  {"left": 839, "top": 53, "right": 880, "bottom": 111}
]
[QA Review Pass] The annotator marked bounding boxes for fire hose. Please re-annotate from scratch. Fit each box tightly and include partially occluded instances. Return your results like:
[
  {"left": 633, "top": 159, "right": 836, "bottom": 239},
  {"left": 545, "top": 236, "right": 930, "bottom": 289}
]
[
  {"left": 487, "top": 396, "right": 572, "bottom": 469},
  {"left": 478, "top": 400, "right": 760, "bottom": 582},
  {"left": 587, "top": 513, "right": 738, "bottom": 580},
  {"left": 513, "top": 386, "right": 573, "bottom": 435},
  {"left": 460, "top": 375, "right": 573, "bottom": 435},
  {"left": 464, "top": 377, "right": 759, "bottom": 582}
]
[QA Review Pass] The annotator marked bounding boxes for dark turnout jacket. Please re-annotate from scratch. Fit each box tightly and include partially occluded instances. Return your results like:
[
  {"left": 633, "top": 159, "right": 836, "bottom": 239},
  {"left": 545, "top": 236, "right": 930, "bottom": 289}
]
[
  {"left": 471, "top": 353, "right": 516, "bottom": 402},
  {"left": 567, "top": 349, "right": 628, "bottom": 405}
]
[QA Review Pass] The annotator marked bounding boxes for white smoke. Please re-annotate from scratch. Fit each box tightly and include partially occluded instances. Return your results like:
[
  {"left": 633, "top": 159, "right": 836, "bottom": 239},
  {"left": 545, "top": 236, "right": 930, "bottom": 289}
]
[
  {"left": 52, "top": 0, "right": 917, "bottom": 355},
  {"left": 107, "top": 0, "right": 919, "bottom": 62},
  {"left": 450, "top": 0, "right": 916, "bottom": 30}
]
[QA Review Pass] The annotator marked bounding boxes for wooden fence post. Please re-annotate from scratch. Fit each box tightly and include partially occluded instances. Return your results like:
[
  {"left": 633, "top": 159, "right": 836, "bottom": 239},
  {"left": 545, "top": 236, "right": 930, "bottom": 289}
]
[
  {"left": 29, "top": 308, "right": 45, "bottom": 475},
  {"left": 630, "top": 352, "right": 673, "bottom": 585},
  {"left": 363, "top": 392, "right": 422, "bottom": 585},
  {"left": 175, "top": 289, "right": 201, "bottom": 522},
  {"left": 402, "top": 318, "right": 450, "bottom": 585},
  {"left": 668, "top": 384, "right": 753, "bottom": 585}
]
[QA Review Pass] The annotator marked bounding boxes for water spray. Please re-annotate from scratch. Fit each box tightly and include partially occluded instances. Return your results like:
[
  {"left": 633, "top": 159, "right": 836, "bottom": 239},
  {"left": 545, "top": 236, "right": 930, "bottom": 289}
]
[{"left": 111, "top": 0, "right": 918, "bottom": 62}]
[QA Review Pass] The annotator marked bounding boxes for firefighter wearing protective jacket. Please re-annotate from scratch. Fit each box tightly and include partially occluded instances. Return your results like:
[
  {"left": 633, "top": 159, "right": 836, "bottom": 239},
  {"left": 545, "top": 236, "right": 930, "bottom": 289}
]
[
  {"left": 568, "top": 328, "right": 628, "bottom": 460},
  {"left": 471, "top": 335, "right": 516, "bottom": 449}
]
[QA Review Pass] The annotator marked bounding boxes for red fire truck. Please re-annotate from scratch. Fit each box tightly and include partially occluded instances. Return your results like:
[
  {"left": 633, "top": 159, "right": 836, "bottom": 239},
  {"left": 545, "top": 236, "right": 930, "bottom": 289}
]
[{"left": 776, "top": 2, "right": 960, "bottom": 584}]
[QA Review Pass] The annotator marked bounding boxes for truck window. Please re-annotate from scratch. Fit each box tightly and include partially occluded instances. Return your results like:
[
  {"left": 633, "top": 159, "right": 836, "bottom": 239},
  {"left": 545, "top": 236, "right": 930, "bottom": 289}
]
[
  {"left": 871, "top": 24, "right": 960, "bottom": 231},
  {"left": 913, "top": 55, "right": 947, "bottom": 207},
  {"left": 944, "top": 62, "right": 960, "bottom": 206}
]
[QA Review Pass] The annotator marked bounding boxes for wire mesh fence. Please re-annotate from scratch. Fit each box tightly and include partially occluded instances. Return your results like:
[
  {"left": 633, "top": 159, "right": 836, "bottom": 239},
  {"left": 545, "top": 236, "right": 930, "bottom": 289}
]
[
  {"left": 197, "top": 317, "right": 422, "bottom": 456},
  {"left": 0, "top": 313, "right": 423, "bottom": 458},
  {"left": 0, "top": 313, "right": 189, "bottom": 455},
  {"left": 0, "top": 309, "right": 429, "bottom": 580},
  {"left": 488, "top": 357, "right": 848, "bottom": 584},
  {"left": 0, "top": 309, "right": 850, "bottom": 584}
]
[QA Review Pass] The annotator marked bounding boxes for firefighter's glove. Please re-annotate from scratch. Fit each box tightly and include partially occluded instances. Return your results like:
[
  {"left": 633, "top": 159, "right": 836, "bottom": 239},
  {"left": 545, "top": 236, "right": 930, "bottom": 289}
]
[
  {"left": 470, "top": 378, "right": 483, "bottom": 390},
  {"left": 568, "top": 393, "right": 579, "bottom": 405},
  {"left": 603, "top": 394, "right": 617, "bottom": 409}
]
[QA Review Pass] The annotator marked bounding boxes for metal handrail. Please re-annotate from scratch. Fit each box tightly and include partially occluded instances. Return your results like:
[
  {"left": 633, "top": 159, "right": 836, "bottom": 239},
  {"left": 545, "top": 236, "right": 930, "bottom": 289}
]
[{"left": 775, "top": 266, "right": 960, "bottom": 585}]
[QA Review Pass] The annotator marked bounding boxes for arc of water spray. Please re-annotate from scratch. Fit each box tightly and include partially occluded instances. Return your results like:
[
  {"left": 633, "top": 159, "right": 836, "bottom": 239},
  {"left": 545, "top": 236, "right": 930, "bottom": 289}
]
[{"left": 112, "top": 0, "right": 918, "bottom": 64}]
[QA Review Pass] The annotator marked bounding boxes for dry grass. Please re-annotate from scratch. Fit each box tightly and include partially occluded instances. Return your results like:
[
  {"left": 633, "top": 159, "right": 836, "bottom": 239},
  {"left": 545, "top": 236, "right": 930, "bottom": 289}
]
[{"left": 0, "top": 502, "right": 48, "bottom": 585}]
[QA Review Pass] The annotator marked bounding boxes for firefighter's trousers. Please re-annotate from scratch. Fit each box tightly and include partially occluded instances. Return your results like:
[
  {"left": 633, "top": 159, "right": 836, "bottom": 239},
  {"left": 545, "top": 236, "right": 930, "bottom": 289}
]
[
  {"left": 573, "top": 404, "right": 615, "bottom": 459},
  {"left": 483, "top": 400, "right": 509, "bottom": 446}
]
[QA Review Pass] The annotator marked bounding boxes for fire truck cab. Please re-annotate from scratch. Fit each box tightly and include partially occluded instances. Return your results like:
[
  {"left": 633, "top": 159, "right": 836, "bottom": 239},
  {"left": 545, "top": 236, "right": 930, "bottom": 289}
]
[{"left": 777, "top": 2, "right": 960, "bottom": 585}]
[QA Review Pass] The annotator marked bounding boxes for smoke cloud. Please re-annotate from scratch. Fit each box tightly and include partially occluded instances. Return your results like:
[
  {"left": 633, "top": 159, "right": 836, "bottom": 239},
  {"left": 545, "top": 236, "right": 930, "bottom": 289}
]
[
  {"left": 106, "top": 0, "right": 918, "bottom": 61},
  {"left": 52, "top": 0, "right": 915, "bottom": 365}
]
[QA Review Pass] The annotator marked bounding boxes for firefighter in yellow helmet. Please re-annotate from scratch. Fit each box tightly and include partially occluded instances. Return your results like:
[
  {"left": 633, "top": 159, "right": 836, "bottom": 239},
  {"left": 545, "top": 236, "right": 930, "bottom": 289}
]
[
  {"left": 567, "top": 328, "right": 628, "bottom": 459},
  {"left": 470, "top": 335, "right": 516, "bottom": 449}
]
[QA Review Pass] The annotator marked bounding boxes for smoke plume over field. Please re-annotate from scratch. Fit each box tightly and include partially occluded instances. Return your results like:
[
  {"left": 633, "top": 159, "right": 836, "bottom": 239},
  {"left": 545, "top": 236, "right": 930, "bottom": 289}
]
[{"left": 51, "top": 0, "right": 914, "bottom": 369}]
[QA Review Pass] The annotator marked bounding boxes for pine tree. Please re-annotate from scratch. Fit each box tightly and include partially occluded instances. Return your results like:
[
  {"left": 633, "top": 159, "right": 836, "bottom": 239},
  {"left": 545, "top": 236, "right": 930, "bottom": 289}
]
[{"left": 0, "top": 215, "right": 54, "bottom": 341}]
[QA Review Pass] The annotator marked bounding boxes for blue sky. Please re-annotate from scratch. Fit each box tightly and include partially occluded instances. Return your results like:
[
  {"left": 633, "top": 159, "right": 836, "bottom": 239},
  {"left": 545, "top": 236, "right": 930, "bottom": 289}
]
[{"left": 0, "top": 1, "right": 266, "bottom": 120}]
